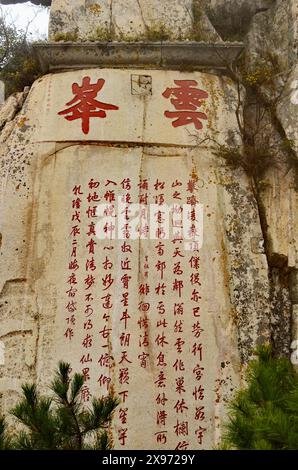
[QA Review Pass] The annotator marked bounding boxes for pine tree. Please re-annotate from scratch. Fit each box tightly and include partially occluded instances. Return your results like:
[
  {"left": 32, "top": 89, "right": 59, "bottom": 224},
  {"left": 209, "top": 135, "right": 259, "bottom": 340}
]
[
  {"left": 8, "top": 362, "right": 119, "bottom": 450},
  {"left": 221, "top": 345, "right": 298, "bottom": 450}
]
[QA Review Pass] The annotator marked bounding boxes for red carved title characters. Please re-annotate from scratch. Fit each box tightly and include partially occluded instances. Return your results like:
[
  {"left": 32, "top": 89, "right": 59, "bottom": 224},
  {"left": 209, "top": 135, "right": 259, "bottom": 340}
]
[
  {"left": 58, "top": 76, "right": 119, "bottom": 134},
  {"left": 162, "top": 80, "right": 208, "bottom": 130}
]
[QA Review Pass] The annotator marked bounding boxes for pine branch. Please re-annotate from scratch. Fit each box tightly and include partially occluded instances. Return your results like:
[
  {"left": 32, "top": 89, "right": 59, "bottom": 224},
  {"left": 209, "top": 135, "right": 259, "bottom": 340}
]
[
  {"left": 221, "top": 345, "right": 298, "bottom": 450},
  {"left": 0, "top": 416, "right": 12, "bottom": 450},
  {"left": 4, "top": 362, "right": 119, "bottom": 450},
  {"left": 51, "top": 362, "right": 84, "bottom": 449},
  {"left": 80, "top": 396, "right": 119, "bottom": 435}
]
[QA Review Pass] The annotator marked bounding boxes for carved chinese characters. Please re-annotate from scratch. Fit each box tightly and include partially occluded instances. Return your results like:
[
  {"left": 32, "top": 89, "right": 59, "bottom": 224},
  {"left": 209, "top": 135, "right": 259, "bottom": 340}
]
[
  {"left": 61, "top": 167, "right": 207, "bottom": 450},
  {"left": 35, "top": 69, "right": 235, "bottom": 146},
  {"left": 58, "top": 76, "right": 208, "bottom": 136},
  {"left": 58, "top": 77, "right": 119, "bottom": 135},
  {"left": 162, "top": 80, "right": 208, "bottom": 130},
  {"left": 9, "top": 70, "right": 243, "bottom": 449}
]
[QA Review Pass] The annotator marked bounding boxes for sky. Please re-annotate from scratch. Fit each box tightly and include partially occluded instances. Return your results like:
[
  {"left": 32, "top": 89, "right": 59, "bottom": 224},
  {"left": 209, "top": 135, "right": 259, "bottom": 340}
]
[{"left": 1, "top": 1, "right": 49, "bottom": 39}]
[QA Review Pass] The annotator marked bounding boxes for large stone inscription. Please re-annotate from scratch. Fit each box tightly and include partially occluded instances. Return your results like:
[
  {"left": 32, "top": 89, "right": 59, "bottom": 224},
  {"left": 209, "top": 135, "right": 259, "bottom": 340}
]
[
  {"left": 0, "top": 68, "right": 271, "bottom": 449},
  {"left": 33, "top": 69, "right": 238, "bottom": 147},
  {"left": 35, "top": 143, "right": 244, "bottom": 450}
]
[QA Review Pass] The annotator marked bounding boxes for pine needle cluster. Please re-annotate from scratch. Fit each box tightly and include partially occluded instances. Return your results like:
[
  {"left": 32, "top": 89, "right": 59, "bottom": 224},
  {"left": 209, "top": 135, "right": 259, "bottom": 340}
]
[
  {"left": 0, "top": 362, "right": 119, "bottom": 450},
  {"left": 221, "top": 345, "right": 298, "bottom": 450}
]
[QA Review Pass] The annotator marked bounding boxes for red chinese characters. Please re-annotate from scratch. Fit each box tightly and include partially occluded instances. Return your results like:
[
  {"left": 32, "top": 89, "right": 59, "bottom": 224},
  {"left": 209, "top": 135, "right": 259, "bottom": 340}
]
[
  {"left": 62, "top": 173, "right": 208, "bottom": 448},
  {"left": 58, "top": 77, "right": 119, "bottom": 135},
  {"left": 162, "top": 80, "right": 208, "bottom": 130}
]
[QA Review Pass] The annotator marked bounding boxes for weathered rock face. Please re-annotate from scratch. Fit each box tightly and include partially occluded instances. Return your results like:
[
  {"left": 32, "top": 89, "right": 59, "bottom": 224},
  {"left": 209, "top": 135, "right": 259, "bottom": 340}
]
[
  {"left": 0, "top": 0, "right": 297, "bottom": 450},
  {"left": 207, "top": 0, "right": 275, "bottom": 40},
  {"left": 241, "top": 0, "right": 298, "bottom": 353}
]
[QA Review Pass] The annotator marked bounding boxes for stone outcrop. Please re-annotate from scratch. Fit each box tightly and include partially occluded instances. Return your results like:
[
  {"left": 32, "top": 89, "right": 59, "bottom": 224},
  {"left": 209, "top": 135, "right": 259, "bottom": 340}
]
[
  {"left": 206, "top": 0, "right": 275, "bottom": 39},
  {"left": 0, "top": 87, "right": 29, "bottom": 142},
  {"left": 0, "top": 0, "right": 297, "bottom": 450},
  {"left": 49, "top": 0, "right": 221, "bottom": 42},
  {"left": 241, "top": 0, "right": 298, "bottom": 353}
]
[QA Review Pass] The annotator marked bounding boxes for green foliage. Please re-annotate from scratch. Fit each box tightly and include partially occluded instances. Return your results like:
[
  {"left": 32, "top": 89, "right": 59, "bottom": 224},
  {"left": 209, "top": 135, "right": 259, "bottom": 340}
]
[
  {"left": 1, "top": 362, "right": 118, "bottom": 450},
  {"left": 0, "top": 13, "right": 42, "bottom": 97},
  {"left": 221, "top": 345, "right": 298, "bottom": 450},
  {"left": 144, "top": 23, "right": 172, "bottom": 42},
  {"left": 0, "top": 45, "right": 41, "bottom": 98},
  {"left": 87, "top": 27, "right": 113, "bottom": 42},
  {"left": 281, "top": 138, "right": 295, "bottom": 154},
  {"left": 240, "top": 53, "right": 282, "bottom": 90},
  {"left": 212, "top": 144, "right": 243, "bottom": 168},
  {"left": 0, "top": 14, "right": 20, "bottom": 69},
  {"left": 212, "top": 141, "right": 274, "bottom": 182},
  {"left": 53, "top": 31, "right": 79, "bottom": 42},
  {"left": 243, "top": 65, "right": 275, "bottom": 88},
  {"left": 56, "top": 23, "right": 174, "bottom": 43}
]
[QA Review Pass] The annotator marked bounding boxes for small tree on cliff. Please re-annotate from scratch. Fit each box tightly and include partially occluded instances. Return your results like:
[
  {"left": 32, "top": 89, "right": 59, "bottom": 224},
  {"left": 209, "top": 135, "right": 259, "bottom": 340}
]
[
  {"left": 1, "top": 362, "right": 118, "bottom": 450},
  {"left": 0, "top": 6, "right": 43, "bottom": 97},
  {"left": 221, "top": 345, "right": 298, "bottom": 450}
]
